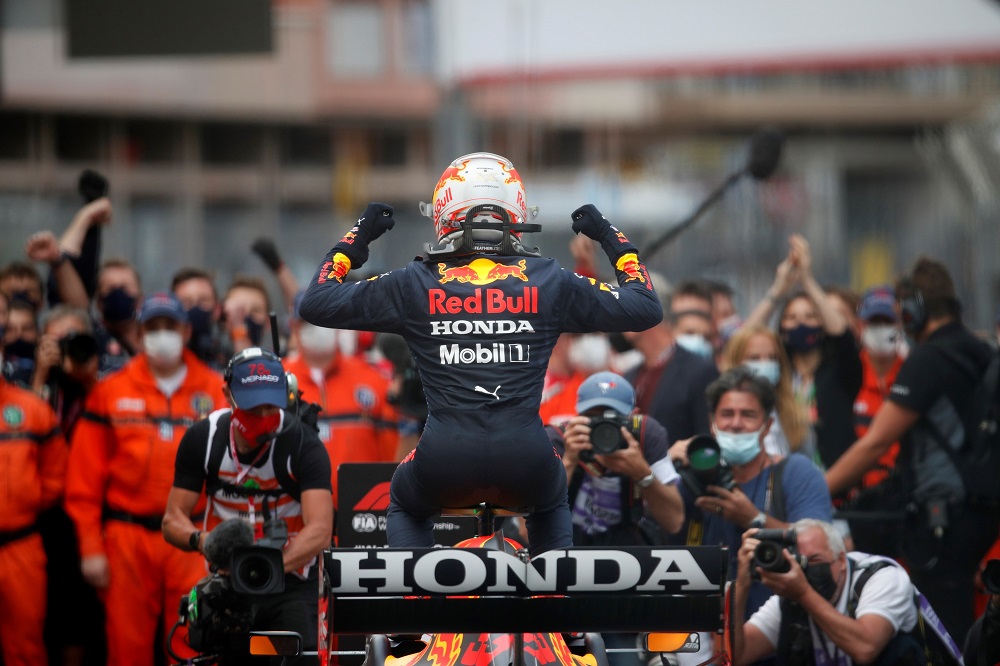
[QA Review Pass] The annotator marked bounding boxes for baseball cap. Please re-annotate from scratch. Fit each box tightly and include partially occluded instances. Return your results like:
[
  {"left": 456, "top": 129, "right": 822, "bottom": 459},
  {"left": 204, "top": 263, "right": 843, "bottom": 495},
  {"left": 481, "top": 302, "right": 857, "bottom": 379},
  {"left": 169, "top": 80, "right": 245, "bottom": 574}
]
[
  {"left": 227, "top": 348, "right": 288, "bottom": 409},
  {"left": 576, "top": 371, "right": 635, "bottom": 415},
  {"left": 858, "top": 286, "right": 897, "bottom": 322},
  {"left": 137, "top": 292, "right": 188, "bottom": 324}
]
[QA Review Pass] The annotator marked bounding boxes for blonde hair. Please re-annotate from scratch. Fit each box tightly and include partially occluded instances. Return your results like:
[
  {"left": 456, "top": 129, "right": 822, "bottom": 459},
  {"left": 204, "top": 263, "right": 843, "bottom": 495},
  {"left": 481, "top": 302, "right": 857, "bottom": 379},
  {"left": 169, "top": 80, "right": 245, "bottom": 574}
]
[{"left": 720, "top": 324, "right": 806, "bottom": 451}]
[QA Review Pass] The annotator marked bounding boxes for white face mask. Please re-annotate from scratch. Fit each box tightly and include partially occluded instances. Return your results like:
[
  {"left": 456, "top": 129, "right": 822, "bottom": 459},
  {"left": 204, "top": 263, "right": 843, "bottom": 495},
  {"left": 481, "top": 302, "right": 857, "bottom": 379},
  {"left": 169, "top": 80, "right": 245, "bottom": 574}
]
[
  {"left": 568, "top": 334, "right": 611, "bottom": 374},
  {"left": 299, "top": 323, "right": 339, "bottom": 356},
  {"left": 744, "top": 359, "right": 780, "bottom": 386},
  {"left": 143, "top": 330, "right": 184, "bottom": 364},
  {"left": 677, "top": 334, "right": 714, "bottom": 361},
  {"left": 714, "top": 427, "right": 763, "bottom": 466},
  {"left": 862, "top": 324, "right": 900, "bottom": 358}
]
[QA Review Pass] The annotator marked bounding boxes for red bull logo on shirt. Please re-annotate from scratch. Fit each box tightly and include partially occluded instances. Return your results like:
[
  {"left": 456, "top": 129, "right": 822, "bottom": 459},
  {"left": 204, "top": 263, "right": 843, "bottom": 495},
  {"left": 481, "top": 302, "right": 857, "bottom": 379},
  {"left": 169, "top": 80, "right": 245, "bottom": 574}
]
[
  {"left": 615, "top": 252, "right": 651, "bottom": 289},
  {"left": 437, "top": 258, "right": 528, "bottom": 285},
  {"left": 429, "top": 286, "right": 538, "bottom": 315}
]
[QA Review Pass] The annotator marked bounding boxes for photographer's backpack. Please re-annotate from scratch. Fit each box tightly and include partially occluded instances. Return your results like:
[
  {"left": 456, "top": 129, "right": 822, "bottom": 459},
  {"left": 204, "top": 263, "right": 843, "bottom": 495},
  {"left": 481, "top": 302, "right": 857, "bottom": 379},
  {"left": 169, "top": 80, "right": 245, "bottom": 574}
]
[
  {"left": 846, "top": 558, "right": 963, "bottom": 666},
  {"left": 916, "top": 344, "right": 1000, "bottom": 511}
]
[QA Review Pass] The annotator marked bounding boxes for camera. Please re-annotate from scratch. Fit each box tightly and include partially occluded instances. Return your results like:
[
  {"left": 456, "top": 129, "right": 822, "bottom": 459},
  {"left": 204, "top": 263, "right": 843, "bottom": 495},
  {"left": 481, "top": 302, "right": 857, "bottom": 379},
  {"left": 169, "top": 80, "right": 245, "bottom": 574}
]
[
  {"left": 178, "top": 518, "right": 287, "bottom": 660},
  {"left": 580, "top": 410, "right": 643, "bottom": 461},
  {"left": 678, "top": 435, "right": 737, "bottom": 498},
  {"left": 984, "top": 559, "right": 1000, "bottom": 595},
  {"left": 751, "top": 528, "right": 806, "bottom": 577},
  {"left": 60, "top": 331, "right": 99, "bottom": 364}
]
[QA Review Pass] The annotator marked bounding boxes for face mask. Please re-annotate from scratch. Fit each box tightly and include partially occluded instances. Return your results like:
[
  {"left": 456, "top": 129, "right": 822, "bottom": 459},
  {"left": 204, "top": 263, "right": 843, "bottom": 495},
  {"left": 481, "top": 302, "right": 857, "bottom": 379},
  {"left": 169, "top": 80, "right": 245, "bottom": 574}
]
[
  {"left": 569, "top": 334, "right": 611, "bottom": 374},
  {"left": 805, "top": 561, "right": 839, "bottom": 600},
  {"left": 245, "top": 316, "right": 265, "bottom": 347},
  {"left": 143, "top": 330, "right": 184, "bottom": 364},
  {"left": 677, "top": 334, "right": 714, "bottom": 360},
  {"left": 3, "top": 338, "right": 36, "bottom": 360},
  {"left": 232, "top": 408, "right": 281, "bottom": 447},
  {"left": 861, "top": 325, "right": 899, "bottom": 358},
  {"left": 781, "top": 323, "right": 823, "bottom": 354},
  {"left": 744, "top": 359, "right": 780, "bottom": 386},
  {"left": 102, "top": 288, "right": 137, "bottom": 323},
  {"left": 299, "top": 323, "right": 339, "bottom": 356},
  {"left": 186, "top": 306, "right": 215, "bottom": 338},
  {"left": 714, "top": 428, "right": 762, "bottom": 466}
]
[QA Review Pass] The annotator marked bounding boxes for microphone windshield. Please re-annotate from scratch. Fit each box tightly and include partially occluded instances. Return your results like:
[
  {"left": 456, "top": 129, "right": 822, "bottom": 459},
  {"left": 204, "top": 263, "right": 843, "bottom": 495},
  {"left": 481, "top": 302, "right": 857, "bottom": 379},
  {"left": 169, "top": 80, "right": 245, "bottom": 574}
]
[
  {"left": 746, "top": 126, "right": 784, "bottom": 180},
  {"left": 203, "top": 518, "right": 255, "bottom": 569}
]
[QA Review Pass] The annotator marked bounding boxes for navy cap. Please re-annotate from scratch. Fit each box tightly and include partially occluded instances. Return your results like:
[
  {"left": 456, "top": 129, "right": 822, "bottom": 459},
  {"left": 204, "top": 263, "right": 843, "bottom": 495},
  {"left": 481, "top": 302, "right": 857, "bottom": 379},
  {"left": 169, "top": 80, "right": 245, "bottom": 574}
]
[
  {"left": 138, "top": 292, "right": 188, "bottom": 324},
  {"left": 858, "top": 286, "right": 897, "bottom": 322},
  {"left": 576, "top": 371, "right": 635, "bottom": 415},
  {"left": 228, "top": 348, "right": 288, "bottom": 409}
]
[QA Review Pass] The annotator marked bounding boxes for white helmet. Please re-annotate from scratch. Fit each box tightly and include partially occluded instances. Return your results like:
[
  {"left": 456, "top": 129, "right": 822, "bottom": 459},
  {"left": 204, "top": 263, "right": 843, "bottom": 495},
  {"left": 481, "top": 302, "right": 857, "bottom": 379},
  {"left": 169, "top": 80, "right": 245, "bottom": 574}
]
[{"left": 422, "top": 152, "right": 533, "bottom": 249}]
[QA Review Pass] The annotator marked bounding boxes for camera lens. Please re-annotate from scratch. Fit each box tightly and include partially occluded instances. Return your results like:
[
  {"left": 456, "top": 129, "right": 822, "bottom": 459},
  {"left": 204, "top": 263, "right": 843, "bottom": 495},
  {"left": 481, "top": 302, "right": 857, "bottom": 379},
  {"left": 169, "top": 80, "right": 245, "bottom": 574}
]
[
  {"left": 61, "top": 332, "right": 98, "bottom": 363},
  {"left": 237, "top": 556, "right": 274, "bottom": 591},
  {"left": 590, "top": 421, "right": 623, "bottom": 455}
]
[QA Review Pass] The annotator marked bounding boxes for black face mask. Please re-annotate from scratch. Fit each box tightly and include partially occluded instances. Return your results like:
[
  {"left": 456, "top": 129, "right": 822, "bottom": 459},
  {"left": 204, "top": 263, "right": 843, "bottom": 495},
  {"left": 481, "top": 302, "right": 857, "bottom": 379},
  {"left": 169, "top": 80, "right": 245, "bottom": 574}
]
[
  {"left": 102, "top": 288, "right": 137, "bottom": 323},
  {"left": 245, "top": 316, "right": 265, "bottom": 346},
  {"left": 608, "top": 331, "right": 634, "bottom": 354},
  {"left": 805, "top": 561, "right": 839, "bottom": 600},
  {"left": 781, "top": 323, "right": 823, "bottom": 354},
  {"left": 186, "top": 306, "right": 215, "bottom": 338},
  {"left": 3, "top": 338, "right": 37, "bottom": 360}
]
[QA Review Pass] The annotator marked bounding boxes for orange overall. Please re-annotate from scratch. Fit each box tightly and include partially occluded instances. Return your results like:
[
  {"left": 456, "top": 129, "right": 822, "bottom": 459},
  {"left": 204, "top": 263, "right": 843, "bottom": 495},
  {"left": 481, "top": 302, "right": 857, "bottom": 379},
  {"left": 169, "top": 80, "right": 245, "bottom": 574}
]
[
  {"left": 285, "top": 353, "right": 399, "bottom": 509},
  {"left": 65, "top": 351, "right": 226, "bottom": 665},
  {"left": 0, "top": 379, "right": 67, "bottom": 666}
]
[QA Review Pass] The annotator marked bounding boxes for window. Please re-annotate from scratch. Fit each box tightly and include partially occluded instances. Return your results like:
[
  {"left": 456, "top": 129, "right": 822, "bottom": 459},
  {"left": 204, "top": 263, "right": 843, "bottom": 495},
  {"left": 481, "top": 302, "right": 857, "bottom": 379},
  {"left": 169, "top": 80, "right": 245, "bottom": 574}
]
[{"left": 326, "top": 2, "right": 385, "bottom": 77}]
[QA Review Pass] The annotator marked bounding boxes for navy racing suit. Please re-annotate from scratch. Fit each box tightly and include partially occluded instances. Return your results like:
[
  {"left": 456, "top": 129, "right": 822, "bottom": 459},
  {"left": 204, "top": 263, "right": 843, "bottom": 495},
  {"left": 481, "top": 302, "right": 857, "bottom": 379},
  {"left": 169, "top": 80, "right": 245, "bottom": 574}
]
[{"left": 299, "top": 225, "right": 661, "bottom": 555}]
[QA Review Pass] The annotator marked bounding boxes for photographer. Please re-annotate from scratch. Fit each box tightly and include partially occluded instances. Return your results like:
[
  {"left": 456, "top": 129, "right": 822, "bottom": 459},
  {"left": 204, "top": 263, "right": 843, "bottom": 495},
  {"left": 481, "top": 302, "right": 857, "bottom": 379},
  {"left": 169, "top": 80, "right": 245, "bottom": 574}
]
[
  {"left": 964, "top": 560, "right": 1000, "bottom": 666},
  {"left": 732, "top": 519, "right": 959, "bottom": 666},
  {"left": 553, "top": 370, "right": 684, "bottom": 546},
  {"left": 685, "top": 367, "right": 832, "bottom": 618},
  {"left": 163, "top": 347, "right": 332, "bottom": 665},
  {"left": 552, "top": 370, "right": 683, "bottom": 666}
]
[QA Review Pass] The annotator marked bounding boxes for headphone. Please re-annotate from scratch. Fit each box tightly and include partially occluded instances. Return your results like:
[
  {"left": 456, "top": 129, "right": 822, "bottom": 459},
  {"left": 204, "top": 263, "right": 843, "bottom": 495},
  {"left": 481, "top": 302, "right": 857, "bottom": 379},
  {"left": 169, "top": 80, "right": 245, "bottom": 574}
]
[
  {"left": 224, "top": 347, "right": 298, "bottom": 410},
  {"left": 898, "top": 278, "right": 927, "bottom": 335}
]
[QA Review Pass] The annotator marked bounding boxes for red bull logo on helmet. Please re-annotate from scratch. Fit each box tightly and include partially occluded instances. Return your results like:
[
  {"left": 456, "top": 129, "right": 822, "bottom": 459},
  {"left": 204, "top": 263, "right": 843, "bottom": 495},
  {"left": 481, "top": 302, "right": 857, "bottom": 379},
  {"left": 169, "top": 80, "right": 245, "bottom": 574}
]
[{"left": 437, "top": 258, "right": 528, "bottom": 285}]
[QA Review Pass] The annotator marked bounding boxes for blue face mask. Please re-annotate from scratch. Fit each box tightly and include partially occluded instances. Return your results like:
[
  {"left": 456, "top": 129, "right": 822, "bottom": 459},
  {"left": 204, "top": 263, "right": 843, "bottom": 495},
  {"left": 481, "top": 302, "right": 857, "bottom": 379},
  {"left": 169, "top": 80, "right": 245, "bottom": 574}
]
[
  {"left": 714, "top": 428, "right": 762, "bottom": 466},
  {"left": 676, "top": 334, "right": 714, "bottom": 361},
  {"left": 781, "top": 323, "right": 823, "bottom": 354},
  {"left": 744, "top": 359, "right": 780, "bottom": 386}
]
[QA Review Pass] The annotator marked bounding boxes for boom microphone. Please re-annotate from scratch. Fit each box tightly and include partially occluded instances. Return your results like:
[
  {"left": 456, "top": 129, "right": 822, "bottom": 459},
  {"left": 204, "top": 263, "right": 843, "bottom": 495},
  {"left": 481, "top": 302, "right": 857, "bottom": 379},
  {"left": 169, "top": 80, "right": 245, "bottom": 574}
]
[
  {"left": 643, "top": 126, "right": 784, "bottom": 260},
  {"left": 203, "top": 518, "right": 255, "bottom": 570},
  {"left": 746, "top": 126, "right": 784, "bottom": 180}
]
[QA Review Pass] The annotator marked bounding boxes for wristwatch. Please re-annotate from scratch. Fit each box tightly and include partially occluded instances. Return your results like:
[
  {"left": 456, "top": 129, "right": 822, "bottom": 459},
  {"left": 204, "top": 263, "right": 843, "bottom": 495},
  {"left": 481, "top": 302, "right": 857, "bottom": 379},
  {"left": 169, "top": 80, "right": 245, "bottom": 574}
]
[
  {"left": 189, "top": 530, "right": 202, "bottom": 552},
  {"left": 749, "top": 511, "right": 767, "bottom": 529},
  {"left": 635, "top": 472, "right": 656, "bottom": 489}
]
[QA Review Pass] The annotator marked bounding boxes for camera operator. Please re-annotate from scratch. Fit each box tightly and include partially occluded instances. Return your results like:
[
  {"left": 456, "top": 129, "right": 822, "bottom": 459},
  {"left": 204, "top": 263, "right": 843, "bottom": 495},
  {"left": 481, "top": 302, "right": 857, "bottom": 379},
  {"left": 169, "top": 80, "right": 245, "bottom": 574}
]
[
  {"left": 964, "top": 560, "right": 1000, "bottom": 666},
  {"left": 163, "top": 347, "right": 332, "bottom": 665},
  {"left": 688, "top": 367, "right": 832, "bottom": 618},
  {"left": 552, "top": 370, "right": 683, "bottom": 666},
  {"left": 732, "top": 519, "right": 961, "bottom": 666}
]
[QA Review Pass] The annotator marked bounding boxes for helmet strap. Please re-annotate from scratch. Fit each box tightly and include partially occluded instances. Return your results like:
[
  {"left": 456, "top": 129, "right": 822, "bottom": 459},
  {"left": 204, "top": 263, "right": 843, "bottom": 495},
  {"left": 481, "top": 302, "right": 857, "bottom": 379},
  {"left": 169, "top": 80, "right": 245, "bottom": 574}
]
[{"left": 426, "top": 204, "right": 542, "bottom": 259}]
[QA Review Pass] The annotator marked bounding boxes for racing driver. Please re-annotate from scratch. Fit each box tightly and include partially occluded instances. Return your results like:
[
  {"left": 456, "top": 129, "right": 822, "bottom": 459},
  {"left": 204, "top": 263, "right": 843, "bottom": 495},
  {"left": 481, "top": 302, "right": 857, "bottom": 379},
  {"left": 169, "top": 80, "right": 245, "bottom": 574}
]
[{"left": 299, "top": 152, "right": 662, "bottom": 555}]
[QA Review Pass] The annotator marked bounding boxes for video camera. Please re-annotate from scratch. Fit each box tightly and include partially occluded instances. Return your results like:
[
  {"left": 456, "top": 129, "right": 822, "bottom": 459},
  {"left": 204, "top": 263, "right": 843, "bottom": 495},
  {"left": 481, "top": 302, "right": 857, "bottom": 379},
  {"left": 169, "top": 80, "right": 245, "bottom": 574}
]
[
  {"left": 580, "top": 411, "right": 643, "bottom": 462},
  {"left": 177, "top": 517, "right": 287, "bottom": 660},
  {"left": 678, "top": 435, "right": 737, "bottom": 498},
  {"left": 751, "top": 528, "right": 807, "bottom": 579}
]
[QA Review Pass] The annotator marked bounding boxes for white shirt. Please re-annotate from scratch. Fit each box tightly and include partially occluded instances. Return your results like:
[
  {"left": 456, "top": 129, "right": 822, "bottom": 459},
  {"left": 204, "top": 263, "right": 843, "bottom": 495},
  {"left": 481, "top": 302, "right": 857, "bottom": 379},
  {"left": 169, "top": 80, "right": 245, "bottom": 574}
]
[{"left": 747, "top": 552, "right": 918, "bottom": 662}]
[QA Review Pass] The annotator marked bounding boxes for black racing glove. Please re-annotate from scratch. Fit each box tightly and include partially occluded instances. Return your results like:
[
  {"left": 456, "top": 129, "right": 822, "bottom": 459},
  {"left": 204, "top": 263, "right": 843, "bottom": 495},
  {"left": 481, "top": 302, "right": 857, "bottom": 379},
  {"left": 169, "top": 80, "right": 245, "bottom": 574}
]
[
  {"left": 571, "top": 204, "right": 638, "bottom": 262},
  {"left": 332, "top": 202, "right": 396, "bottom": 270},
  {"left": 251, "top": 237, "right": 283, "bottom": 271}
]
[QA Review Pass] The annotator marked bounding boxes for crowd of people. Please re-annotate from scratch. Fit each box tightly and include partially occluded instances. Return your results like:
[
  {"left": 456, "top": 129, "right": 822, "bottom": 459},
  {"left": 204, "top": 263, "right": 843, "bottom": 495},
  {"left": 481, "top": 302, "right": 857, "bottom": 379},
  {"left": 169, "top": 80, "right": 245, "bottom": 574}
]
[{"left": 2, "top": 154, "right": 999, "bottom": 666}]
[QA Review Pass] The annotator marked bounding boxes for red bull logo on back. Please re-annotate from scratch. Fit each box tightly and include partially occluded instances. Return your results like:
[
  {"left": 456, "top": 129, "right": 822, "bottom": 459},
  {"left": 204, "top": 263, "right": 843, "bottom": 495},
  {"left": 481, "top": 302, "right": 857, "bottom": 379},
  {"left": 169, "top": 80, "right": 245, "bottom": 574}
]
[{"left": 437, "top": 259, "right": 528, "bottom": 285}]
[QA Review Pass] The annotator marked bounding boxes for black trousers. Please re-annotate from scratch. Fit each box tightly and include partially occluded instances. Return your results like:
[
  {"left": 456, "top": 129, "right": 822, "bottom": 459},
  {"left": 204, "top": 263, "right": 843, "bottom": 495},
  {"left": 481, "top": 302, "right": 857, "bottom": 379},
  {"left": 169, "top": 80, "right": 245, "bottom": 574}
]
[{"left": 906, "top": 504, "right": 1000, "bottom": 643}]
